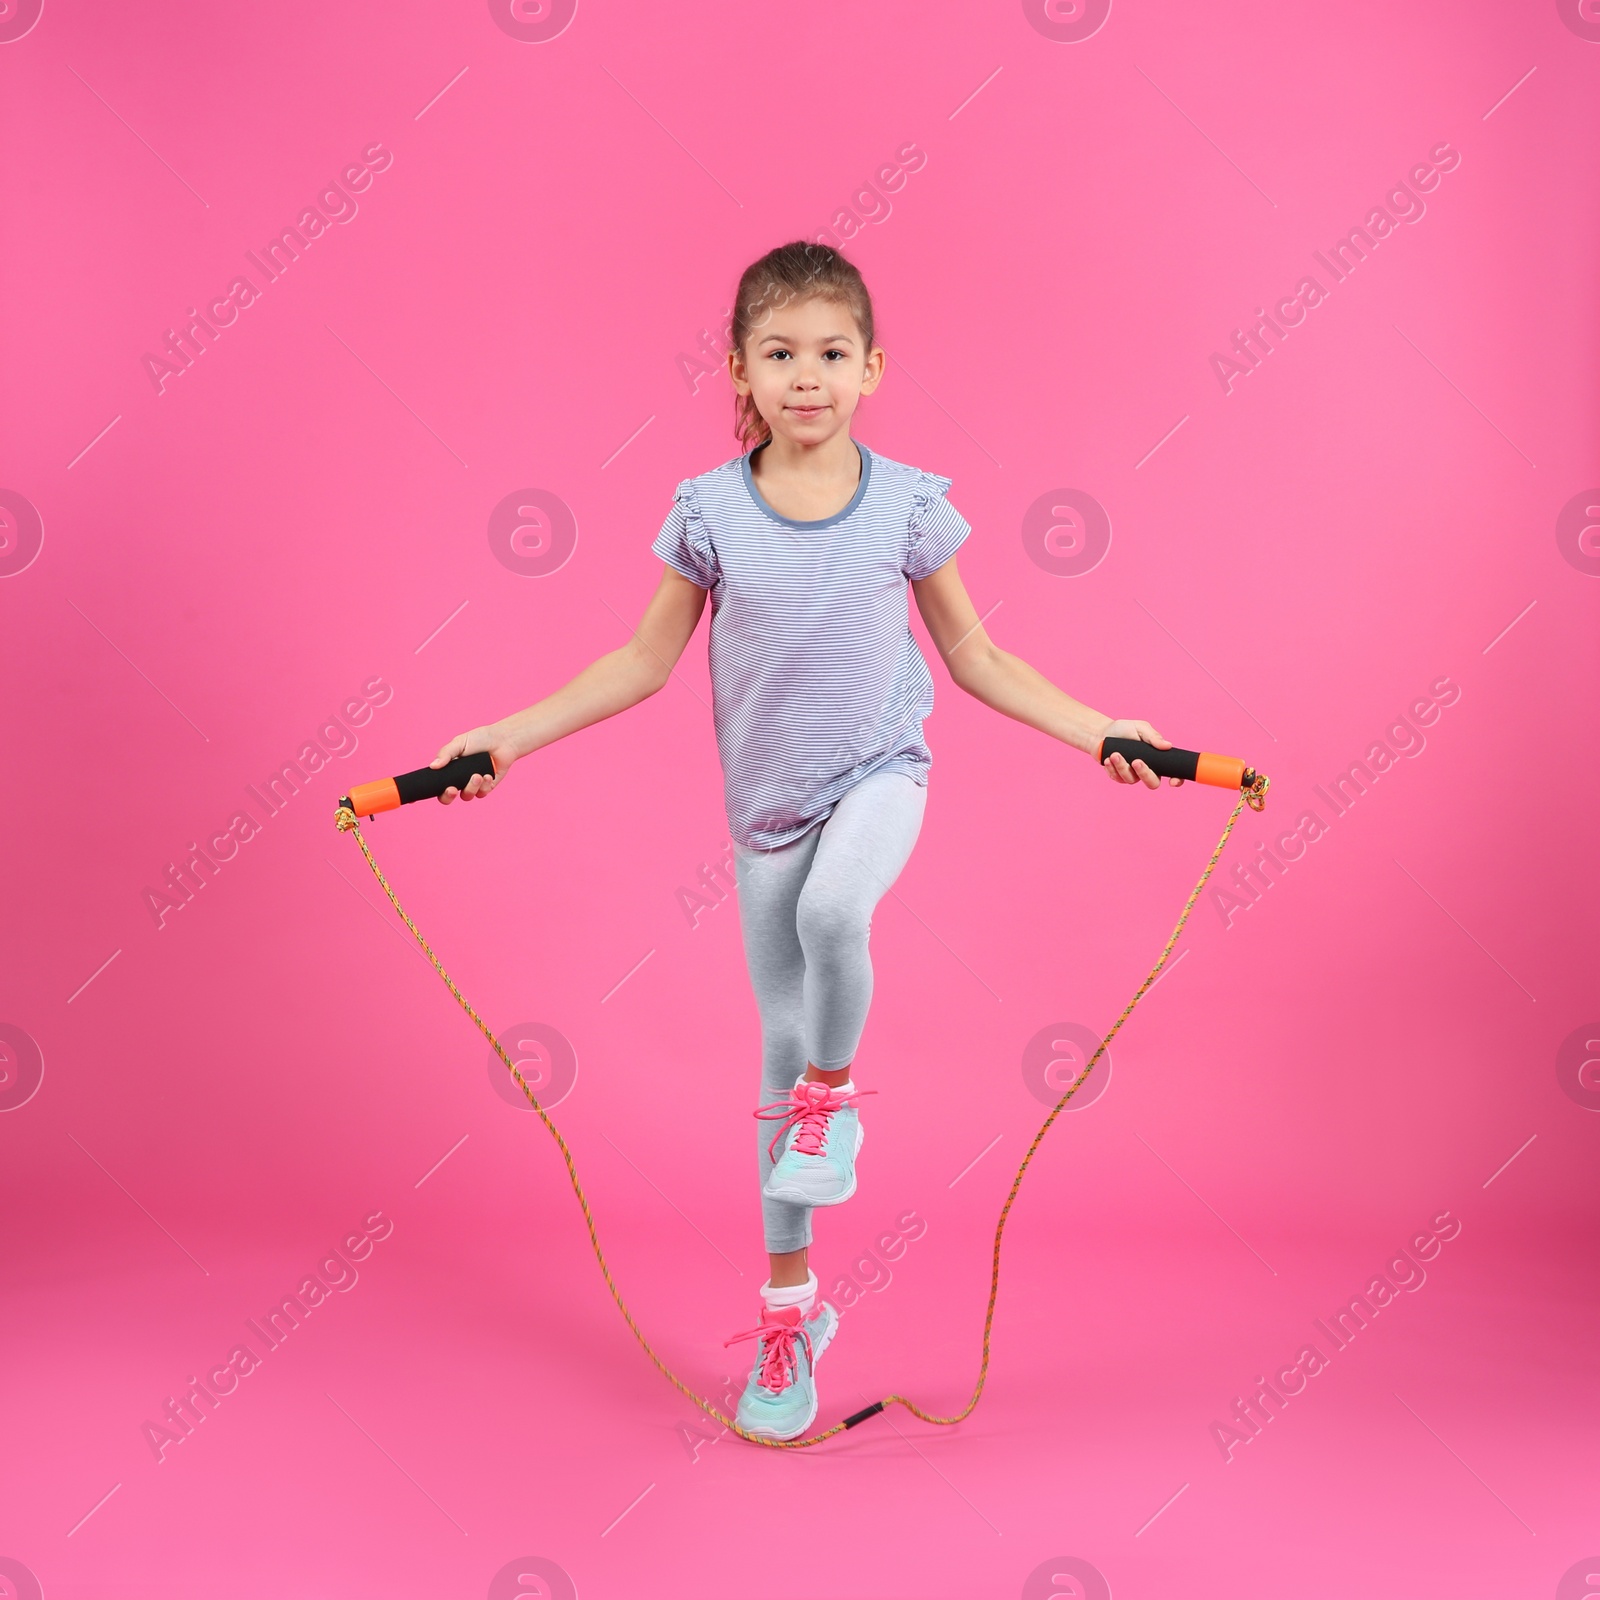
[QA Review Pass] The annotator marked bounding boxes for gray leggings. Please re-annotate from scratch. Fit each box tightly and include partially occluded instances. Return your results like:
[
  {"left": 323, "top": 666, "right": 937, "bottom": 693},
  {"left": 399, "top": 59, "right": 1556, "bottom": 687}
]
[{"left": 733, "top": 768, "right": 928, "bottom": 1254}]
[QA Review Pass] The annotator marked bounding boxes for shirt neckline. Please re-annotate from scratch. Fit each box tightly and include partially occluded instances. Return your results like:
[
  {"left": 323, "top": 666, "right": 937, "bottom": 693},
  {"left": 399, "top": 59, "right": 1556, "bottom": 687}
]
[{"left": 740, "top": 439, "right": 872, "bottom": 530}]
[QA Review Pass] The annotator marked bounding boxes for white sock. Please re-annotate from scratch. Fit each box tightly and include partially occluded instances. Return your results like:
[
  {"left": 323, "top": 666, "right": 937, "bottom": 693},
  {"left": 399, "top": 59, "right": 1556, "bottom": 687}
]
[
  {"left": 795, "top": 1074, "right": 855, "bottom": 1096},
  {"left": 761, "top": 1269, "right": 818, "bottom": 1315}
]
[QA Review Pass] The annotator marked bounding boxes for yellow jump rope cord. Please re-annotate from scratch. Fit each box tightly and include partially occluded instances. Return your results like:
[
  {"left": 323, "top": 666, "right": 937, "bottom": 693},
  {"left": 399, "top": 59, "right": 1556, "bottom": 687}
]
[{"left": 334, "top": 774, "right": 1267, "bottom": 1450}]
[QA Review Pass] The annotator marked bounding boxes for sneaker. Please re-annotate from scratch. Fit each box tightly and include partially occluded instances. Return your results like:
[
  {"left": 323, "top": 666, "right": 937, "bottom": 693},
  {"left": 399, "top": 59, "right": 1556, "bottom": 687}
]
[
  {"left": 757, "top": 1078, "right": 875, "bottom": 1206},
  {"left": 724, "top": 1300, "right": 840, "bottom": 1440}
]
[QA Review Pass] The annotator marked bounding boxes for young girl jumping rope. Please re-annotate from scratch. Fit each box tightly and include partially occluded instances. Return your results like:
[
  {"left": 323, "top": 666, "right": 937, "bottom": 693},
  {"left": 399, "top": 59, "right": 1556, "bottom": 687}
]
[{"left": 428, "top": 241, "right": 1182, "bottom": 1441}]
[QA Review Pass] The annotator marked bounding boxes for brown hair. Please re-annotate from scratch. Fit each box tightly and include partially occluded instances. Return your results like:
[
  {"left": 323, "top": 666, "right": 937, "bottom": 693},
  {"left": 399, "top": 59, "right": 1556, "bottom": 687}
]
[{"left": 727, "top": 241, "right": 877, "bottom": 451}]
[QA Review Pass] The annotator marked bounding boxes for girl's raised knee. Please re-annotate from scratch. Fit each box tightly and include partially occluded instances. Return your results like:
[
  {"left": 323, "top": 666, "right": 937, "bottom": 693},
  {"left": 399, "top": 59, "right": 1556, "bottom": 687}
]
[{"left": 795, "top": 889, "right": 869, "bottom": 953}]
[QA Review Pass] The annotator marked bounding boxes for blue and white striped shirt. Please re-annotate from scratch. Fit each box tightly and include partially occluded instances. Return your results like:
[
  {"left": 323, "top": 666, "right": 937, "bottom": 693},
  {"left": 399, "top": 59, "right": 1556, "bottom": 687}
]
[{"left": 652, "top": 439, "right": 972, "bottom": 850}]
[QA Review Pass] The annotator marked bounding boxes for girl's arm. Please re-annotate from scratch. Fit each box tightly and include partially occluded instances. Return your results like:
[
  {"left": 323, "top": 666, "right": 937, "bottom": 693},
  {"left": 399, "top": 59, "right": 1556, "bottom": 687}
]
[
  {"left": 430, "top": 566, "right": 709, "bottom": 802},
  {"left": 911, "top": 556, "right": 1181, "bottom": 789}
]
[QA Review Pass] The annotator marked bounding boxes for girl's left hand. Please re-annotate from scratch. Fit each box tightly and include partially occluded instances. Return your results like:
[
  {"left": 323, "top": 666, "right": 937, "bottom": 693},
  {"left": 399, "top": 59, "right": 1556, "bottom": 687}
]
[{"left": 1098, "top": 718, "right": 1184, "bottom": 790}]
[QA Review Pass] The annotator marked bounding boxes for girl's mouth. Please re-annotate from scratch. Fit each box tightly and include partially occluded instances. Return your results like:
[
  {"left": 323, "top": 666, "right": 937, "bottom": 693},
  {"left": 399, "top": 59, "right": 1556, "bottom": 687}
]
[{"left": 787, "top": 405, "right": 828, "bottom": 418}]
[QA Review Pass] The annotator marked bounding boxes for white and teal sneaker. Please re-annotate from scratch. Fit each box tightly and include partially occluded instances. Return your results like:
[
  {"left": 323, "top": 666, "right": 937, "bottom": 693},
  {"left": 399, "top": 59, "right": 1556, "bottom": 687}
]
[
  {"left": 725, "top": 1300, "right": 840, "bottom": 1440},
  {"left": 757, "top": 1078, "right": 876, "bottom": 1206}
]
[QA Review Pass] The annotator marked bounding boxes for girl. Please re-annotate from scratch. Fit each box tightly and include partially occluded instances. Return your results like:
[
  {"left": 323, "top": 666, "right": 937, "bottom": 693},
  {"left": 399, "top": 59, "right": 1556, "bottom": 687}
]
[{"left": 429, "top": 241, "right": 1181, "bottom": 1442}]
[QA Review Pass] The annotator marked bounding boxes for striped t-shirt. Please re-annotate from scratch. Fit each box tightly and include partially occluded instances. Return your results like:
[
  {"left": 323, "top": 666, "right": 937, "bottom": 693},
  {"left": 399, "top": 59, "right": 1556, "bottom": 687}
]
[{"left": 652, "top": 439, "right": 972, "bottom": 851}]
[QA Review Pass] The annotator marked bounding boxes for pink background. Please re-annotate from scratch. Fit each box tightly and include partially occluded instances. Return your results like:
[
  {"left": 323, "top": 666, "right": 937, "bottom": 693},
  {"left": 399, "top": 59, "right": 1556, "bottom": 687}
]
[{"left": 3, "top": 2, "right": 1597, "bottom": 1596}]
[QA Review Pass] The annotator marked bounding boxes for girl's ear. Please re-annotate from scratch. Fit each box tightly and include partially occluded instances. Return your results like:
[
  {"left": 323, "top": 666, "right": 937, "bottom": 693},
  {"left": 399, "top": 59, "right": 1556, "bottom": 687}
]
[
  {"left": 860, "top": 344, "right": 887, "bottom": 396},
  {"left": 726, "top": 344, "right": 751, "bottom": 395}
]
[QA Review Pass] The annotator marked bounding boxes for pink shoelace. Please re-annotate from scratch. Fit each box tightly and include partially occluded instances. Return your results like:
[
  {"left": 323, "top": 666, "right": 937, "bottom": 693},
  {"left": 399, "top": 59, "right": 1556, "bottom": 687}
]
[
  {"left": 753, "top": 1080, "right": 877, "bottom": 1165},
  {"left": 723, "top": 1307, "right": 814, "bottom": 1394}
]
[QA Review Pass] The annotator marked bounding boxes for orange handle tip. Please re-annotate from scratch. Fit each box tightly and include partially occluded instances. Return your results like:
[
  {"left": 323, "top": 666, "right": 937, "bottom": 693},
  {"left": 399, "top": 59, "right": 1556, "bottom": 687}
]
[
  {"left": 1195, "top": 752, "right": 1246, "bottom": 789},
  {"left": 346, "top": 778, "right": 401, "bottom": 817}
]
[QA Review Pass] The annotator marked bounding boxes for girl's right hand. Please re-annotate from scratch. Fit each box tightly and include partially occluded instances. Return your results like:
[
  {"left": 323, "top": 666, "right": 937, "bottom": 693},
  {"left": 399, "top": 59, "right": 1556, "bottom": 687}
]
[{"left": 430, "top": 725, "right": 517, "bottom": 804}]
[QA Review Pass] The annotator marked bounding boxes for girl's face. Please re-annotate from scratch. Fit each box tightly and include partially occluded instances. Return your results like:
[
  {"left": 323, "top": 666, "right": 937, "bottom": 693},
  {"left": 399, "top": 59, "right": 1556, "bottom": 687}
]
[{"left": 728, "top": 293, "right": 885, "bottom": 448}]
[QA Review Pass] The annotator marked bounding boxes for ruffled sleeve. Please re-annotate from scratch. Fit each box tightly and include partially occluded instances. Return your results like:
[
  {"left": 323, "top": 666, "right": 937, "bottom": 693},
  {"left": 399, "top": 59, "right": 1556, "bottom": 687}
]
[
  {"left": 652, "top": 477, "right": 721, "bottom": 590},
  {"left": 903, "top": 469, "right": 972, "bottom": 581}
]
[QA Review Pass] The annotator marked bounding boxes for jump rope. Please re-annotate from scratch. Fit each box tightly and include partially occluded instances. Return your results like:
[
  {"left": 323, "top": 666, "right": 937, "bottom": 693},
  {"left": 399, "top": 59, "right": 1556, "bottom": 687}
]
[{"left": 334, "top": 736, "right": 1268, "bottom": 1449}]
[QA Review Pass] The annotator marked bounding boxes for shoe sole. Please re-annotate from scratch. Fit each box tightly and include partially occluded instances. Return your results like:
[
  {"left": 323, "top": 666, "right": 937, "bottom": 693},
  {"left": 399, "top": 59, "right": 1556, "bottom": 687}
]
[
  {"left": 762, "top": 1123, "right": 864, "bottom": 1207},
  {"left": 737, "top": 1304, "right": 839, "bottom": 1442}
]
